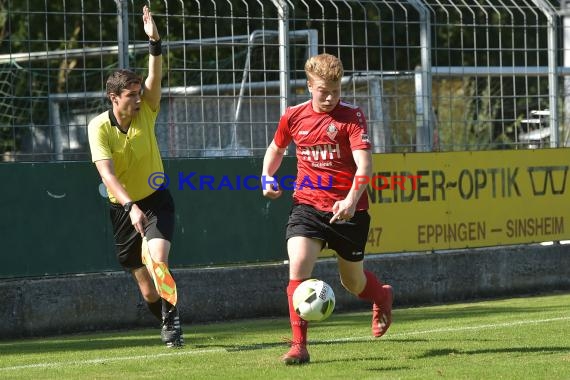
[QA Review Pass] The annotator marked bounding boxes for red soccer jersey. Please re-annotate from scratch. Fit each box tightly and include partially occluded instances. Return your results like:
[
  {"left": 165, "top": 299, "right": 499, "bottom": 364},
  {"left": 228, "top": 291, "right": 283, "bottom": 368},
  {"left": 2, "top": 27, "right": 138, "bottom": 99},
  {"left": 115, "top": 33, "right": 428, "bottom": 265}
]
[{"left": 273, "top": 99, "right": 372, "bottom": 212}]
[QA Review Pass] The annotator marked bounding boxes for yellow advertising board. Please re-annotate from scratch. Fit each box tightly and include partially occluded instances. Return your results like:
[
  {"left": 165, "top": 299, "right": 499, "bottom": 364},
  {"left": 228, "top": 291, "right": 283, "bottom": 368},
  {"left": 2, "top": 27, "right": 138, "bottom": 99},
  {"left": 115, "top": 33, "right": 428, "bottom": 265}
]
[{"left": 362, "top": 148, "right": 569, "bottom": 253}]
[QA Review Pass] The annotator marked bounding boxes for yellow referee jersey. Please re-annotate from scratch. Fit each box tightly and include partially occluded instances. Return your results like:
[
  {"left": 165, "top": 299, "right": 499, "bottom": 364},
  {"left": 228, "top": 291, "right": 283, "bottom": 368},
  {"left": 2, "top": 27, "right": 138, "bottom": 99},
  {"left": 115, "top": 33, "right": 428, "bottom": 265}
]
[{"left": 87, "top": 100, "right": 164, "bottom": 203}]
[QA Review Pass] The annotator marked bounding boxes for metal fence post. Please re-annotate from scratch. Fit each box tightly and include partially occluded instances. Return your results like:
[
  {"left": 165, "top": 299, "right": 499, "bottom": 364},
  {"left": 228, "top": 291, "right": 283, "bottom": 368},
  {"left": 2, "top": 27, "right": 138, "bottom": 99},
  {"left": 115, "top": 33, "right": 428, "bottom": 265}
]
[
  {"left": 271, "top": 0, "right": 290, "bottom": 116},
  {"left": 562, "top": 0, "right": 570, "bottom": 146},
  {"left": 115, "top": 0, "right": 130, "bottom": 69},
  {"left": 369, "top": 77, "right": 390, "bottom": 153},
  {"left": 408, "top": 0, "right": 433, "bottom": 152},
  {"left": 532, "top": 0, "right": 559, "bottom": 148}
]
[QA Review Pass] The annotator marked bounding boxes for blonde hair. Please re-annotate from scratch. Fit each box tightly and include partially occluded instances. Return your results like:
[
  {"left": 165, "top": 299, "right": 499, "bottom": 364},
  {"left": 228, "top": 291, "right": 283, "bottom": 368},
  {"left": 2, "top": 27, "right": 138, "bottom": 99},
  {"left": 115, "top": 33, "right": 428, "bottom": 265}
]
[{"left": 304, "top": 53, "right": 344, "bottom": 82}]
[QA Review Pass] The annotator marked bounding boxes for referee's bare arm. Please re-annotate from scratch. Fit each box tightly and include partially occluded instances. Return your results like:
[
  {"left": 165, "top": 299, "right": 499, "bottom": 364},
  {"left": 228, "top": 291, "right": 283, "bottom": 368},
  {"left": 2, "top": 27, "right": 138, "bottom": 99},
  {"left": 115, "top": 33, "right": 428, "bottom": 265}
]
[{"left": 142, "top": 5, "right": 162, "bottom": 112}]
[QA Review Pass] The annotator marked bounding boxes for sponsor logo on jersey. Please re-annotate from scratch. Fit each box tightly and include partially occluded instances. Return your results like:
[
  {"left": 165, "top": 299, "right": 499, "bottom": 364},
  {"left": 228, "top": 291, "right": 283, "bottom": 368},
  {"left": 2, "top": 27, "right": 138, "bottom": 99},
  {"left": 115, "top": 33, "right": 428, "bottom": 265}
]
[
  {"left": 311, "top": 161, "right": 333, "bottom": 168},
  {"left": 361, "top": 133, "right": 370, "bottom": 143},
  {"left": 300, "top": 143, "right": 341, "bottom": 161}
]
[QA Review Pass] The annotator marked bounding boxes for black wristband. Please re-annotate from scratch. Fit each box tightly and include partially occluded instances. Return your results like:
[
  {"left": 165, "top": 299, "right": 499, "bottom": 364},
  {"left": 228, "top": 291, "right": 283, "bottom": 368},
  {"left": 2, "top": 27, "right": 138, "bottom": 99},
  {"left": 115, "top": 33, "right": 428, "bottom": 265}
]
[{"left": 149, "top": 39, "right": 162, "bottom": 56}]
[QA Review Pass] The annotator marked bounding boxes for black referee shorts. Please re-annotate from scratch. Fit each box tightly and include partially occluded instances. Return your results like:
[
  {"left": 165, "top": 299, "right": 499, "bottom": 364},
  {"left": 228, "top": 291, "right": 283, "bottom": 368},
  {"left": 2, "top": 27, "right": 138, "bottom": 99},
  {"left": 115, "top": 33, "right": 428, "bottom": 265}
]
[
  {"left": 109, "top": 189, "right": 175, "bottom": 270},
  {"left": 285, "top": 203, "right": 371, "bottom": 262}
]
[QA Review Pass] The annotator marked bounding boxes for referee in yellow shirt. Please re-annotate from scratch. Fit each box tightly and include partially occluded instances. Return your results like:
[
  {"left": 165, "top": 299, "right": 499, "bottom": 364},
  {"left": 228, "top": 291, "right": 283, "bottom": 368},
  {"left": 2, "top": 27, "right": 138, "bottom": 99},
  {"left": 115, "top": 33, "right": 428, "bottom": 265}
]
[{"left": 88, "top": 6, "right": 183, "bottom": 348}]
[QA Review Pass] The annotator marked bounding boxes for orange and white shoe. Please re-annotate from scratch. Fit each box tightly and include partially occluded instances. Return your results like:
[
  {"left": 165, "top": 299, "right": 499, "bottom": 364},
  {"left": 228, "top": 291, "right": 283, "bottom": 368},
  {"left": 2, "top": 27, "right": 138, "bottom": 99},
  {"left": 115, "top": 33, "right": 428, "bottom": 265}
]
[{"left": 372, "top": 284, "right": 393, "bottom": 338}]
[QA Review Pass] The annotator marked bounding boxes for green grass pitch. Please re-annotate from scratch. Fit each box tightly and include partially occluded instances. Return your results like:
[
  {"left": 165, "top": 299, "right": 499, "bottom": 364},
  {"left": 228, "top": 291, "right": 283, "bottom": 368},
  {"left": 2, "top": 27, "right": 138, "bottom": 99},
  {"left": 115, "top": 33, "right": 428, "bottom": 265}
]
[{"left": 1, "top": 292, "right": 569, "bottom": 379}]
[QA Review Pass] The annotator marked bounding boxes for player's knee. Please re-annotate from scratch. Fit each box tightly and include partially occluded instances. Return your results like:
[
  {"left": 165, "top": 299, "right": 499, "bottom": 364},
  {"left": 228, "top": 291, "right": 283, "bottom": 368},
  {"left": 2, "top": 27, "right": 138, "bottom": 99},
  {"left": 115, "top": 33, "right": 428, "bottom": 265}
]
[
  {"left": 141, "top": 290, "right": 160, "bottom": 302},
  {"left": 340, "top": 275, "right": 365, "bottom": 295},
  {"left": 139, "top": 285, "right": 160, "bottom": 302}
]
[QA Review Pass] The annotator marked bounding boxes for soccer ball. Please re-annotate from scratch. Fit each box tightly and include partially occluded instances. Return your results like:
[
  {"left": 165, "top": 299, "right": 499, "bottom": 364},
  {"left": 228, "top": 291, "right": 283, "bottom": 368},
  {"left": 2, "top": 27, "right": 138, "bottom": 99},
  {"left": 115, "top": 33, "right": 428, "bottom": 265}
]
[{"left": 292, "top": 279, "right": 336, "bottom": 322}]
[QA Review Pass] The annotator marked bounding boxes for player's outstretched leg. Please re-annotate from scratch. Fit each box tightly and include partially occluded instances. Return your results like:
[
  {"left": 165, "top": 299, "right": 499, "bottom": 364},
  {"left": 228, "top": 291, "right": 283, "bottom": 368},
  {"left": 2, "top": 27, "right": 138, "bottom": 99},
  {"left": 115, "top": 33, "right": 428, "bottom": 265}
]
[
  {"left": 358, "top": 270, "right": 393, "bottom": 338},
  {"left": 282, "top": 279, "right": 310, "bottom": 365}
]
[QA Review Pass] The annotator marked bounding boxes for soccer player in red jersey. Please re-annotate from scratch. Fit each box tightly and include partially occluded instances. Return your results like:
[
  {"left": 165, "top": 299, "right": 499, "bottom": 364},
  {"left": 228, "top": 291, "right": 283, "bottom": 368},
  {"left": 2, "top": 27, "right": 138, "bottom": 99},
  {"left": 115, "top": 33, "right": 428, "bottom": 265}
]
[{"left": 262, "top": 53, "right": 393, "bottom": 365}]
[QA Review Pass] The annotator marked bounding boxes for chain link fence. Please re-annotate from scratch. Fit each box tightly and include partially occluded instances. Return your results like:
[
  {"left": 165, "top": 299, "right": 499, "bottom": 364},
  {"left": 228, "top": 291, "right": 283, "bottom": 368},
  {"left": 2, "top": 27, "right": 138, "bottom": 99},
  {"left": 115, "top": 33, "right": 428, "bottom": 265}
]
[{"left": 0, "top": 0, "right": 569, "bottom": 161}]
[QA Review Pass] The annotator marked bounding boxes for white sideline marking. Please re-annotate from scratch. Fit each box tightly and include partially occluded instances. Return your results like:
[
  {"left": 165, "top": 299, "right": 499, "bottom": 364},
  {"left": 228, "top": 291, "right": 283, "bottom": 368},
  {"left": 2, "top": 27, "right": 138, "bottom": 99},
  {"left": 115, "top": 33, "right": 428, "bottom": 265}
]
[
  {"left": 318, "top": 316, "right": 570, "bottom": 343},
  {"left": 1, "top": 316, "right": 568, "bottom": 371},
  {"left": 0, "top": 348, "right": 226, "bottom": 371}
]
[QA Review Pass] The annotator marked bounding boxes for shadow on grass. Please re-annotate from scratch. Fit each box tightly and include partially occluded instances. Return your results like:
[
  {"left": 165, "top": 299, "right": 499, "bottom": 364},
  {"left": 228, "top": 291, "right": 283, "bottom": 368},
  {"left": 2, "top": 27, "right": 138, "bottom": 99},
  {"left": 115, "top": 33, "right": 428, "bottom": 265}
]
[
  {"left": 293, "top": 352, "right": 414, "bottom": 373},
  {"left": 0, "top": 334, "right": 160, "bottom": 356},
  {"left": 416, "top": 346, "right": 570, "bottom": 358},
  {"left": 0, "top": 333, "right": 280, "bottom": 356},
  {"left": 193, "top": 335, "right": 372, "bottom": 352}
]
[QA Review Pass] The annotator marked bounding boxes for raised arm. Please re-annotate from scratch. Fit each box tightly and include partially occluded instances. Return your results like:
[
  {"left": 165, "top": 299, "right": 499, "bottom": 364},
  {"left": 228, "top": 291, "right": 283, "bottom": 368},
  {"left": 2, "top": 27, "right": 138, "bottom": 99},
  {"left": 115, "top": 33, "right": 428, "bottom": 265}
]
[{"left": 142, "top": 5, "right": 162, "bottom": 111}]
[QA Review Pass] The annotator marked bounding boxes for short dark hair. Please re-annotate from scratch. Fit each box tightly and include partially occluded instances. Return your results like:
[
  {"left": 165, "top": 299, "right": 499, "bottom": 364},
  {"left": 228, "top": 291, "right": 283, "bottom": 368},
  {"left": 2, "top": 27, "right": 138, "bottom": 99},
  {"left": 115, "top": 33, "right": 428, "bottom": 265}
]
[{"left": 105, "top": 69, "right": 142, "bottom": 97}]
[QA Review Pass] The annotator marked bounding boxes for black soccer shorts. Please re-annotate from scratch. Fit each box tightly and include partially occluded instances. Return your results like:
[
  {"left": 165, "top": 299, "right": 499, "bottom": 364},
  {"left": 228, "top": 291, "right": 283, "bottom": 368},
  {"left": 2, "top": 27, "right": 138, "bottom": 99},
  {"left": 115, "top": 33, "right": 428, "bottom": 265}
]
[
  {"left": 285, "top": 203, "right": 371, "bottom": 262},
  {"left": 109, "top": 189, "right": 175, "bottom": 270}
]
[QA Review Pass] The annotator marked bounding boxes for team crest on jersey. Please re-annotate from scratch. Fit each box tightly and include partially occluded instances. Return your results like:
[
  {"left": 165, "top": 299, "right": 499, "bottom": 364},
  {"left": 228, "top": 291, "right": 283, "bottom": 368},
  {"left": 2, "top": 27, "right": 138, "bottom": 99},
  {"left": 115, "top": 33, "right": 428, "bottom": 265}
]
[{"left": 326, "top": 124, "right": 338, "bottom": 140}]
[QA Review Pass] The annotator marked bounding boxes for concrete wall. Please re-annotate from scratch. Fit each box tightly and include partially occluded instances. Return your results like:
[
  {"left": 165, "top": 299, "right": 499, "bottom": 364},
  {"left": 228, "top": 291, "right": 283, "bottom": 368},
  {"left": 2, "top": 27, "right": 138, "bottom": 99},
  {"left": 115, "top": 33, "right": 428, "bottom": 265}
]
[{"left": 2, "top": 244, "right": 569, "bottom": 339}]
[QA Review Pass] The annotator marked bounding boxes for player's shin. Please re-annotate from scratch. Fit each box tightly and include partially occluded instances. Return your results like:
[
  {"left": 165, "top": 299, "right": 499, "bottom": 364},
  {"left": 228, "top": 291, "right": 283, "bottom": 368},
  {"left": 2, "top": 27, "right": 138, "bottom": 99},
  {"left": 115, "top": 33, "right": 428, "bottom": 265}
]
[
  {"left": 357, "top": 270, "right": 383, "bottom": 302},
  {"left": 358, "top": 270, "right": 393, "bottom": 338},
  {"left": 142, "top": 237, "right": 178, "bottom": 307},
  {"left": 146, "top": 298, "right": 162, "bottom": 321},
  {"left": 287, "top": 279, "right": 308, "bottom": 344}
]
